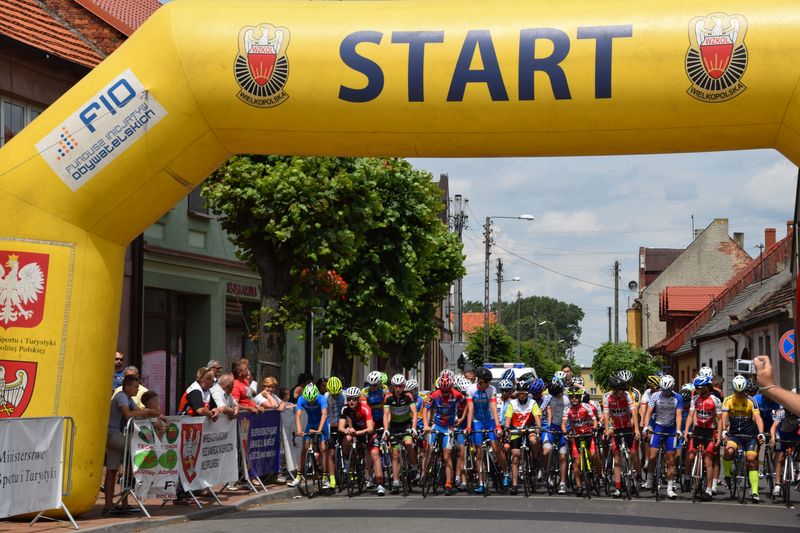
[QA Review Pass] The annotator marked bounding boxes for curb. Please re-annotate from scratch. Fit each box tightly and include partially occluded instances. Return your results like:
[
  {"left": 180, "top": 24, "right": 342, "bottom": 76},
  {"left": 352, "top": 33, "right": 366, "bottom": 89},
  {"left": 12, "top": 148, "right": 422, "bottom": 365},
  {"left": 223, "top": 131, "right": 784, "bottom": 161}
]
[{"left": 80, "top": 487, "right": 299, "bottom": 533}]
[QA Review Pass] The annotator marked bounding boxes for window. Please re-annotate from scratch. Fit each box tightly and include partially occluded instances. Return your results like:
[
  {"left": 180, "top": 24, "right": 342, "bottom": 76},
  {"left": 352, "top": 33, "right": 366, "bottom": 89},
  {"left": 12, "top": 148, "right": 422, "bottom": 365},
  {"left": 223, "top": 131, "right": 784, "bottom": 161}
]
[
  {"left": 187, "top": 187, "right": 210, "bottom": 217},
  {"left": 1, "top": 96, "right": 42, "bottom": 146},
  {"left": 589, "top": 374, "right": 594, "bottom": 380},
  {"left": 590, "top": 387, "right": 596, "bottom": 395}
]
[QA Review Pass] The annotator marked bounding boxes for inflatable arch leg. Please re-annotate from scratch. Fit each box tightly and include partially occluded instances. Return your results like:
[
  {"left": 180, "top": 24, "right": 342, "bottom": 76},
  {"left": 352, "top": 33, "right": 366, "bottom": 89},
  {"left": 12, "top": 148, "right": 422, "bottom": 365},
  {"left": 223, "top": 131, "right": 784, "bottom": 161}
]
[{"left": 0, "top": 0, "right": 799, "bottom": 513}]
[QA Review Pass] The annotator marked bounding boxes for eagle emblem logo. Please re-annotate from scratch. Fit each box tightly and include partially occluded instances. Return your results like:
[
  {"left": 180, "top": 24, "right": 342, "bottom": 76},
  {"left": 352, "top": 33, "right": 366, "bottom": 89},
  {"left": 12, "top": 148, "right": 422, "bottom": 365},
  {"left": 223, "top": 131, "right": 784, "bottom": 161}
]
[
  {"left": 686, "top": 13, "right": 748, "bottom": 102},
  {"left": 180, "top": 423, "right": 203, "bottom": 482},
  {"left": 0, "top": 360, "right": 37, "bottom": 417},
  {"left": 0, "top": 251, "right": 47, "bottom": 329},
  {"left": 234, "top": 23, "right": 290, "bottom": 108}
]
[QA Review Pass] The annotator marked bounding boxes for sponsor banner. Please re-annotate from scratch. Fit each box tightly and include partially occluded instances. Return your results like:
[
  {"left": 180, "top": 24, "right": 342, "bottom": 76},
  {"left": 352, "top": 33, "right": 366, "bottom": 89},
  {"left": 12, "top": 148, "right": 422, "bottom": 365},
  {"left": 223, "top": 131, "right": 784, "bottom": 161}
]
[
  {"left": 0, "top": 418, "right": 63, "bottom": 518},
  {"left": 35, "top": 68, "right": 167, "bottom": 192},
  {"left": 239, "top": 411, "right": 281, "bottom": 477},
  {"left": 178, "top": 416, "right": 238, "bottom": 491},
  {"left": 129, "top": 418, "right": 180, "bottom": 500}
]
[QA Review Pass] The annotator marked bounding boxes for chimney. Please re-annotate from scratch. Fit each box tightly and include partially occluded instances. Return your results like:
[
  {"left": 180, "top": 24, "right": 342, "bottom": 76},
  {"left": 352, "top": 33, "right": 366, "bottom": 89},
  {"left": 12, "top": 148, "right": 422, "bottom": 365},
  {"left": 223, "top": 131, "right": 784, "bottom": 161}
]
[
  {"left": 765, "top": 228, "right": 776, "bottom": 249},
  {"left": 788, "top": 220, "right": 794, "bottom": 236},
  {"left": 733, "top": 232, "right": 744, "bottom": 249}
]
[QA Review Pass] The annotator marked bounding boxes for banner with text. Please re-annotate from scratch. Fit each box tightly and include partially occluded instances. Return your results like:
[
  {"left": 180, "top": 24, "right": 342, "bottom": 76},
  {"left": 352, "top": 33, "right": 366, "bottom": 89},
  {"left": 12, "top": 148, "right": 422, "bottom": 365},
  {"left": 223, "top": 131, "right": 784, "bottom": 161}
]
[
  {"left": 0, "top": 418, "right": 63, "bottom": 518},
  {"left": 178, "top": 416, "right": 238, "bottom": 491},
  {"left": 239, "top": 411, "right": 281, "bottom": 477},
  {"left": 129, "top": 418, "right": 180, "bottom": 500}
]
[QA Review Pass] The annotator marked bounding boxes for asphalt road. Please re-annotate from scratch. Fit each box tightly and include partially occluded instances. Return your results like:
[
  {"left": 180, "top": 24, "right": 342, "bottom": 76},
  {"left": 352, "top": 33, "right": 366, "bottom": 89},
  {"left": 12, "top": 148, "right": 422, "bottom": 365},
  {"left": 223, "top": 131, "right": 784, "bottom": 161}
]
[{"left": 155, "top": 489, "right": 800, "bottom": 533}]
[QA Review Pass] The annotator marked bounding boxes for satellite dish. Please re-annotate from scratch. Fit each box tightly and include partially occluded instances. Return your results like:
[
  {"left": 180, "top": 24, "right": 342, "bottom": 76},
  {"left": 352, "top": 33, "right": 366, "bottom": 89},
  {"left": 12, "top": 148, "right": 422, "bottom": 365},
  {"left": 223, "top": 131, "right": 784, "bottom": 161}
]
[{"left": 628, "top": 280, "right": 639, "bottom": 291}]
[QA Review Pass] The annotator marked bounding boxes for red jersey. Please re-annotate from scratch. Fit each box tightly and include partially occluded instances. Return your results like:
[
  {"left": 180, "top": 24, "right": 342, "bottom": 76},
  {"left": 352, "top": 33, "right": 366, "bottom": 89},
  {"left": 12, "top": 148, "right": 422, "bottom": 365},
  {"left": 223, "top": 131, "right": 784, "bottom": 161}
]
[
  {"left": 341, "top": 403, "right": 373, "bottom": 431},
  {"left": 232, "top": 378, "right": 256, "bottom": 408},
  {"left": 563, "top": 402, "right": 596, "bottom": 435},
  {"left": 690, "top": 393, "right": 722, "bottom": 429},
  {"left": 602, "top": 391, "right": 636, "bottom": 429}
]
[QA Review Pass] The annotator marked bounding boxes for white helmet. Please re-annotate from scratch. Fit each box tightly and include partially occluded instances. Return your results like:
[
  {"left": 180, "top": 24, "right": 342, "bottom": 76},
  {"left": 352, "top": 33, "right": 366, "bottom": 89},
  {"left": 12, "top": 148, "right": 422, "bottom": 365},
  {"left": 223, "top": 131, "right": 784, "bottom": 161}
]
[
  {"left": 572, "top": 376, "right": 584, "bottom": 387},
  {"left": 659, "top": 375, "right": 675, "bottom": 391},
  {"left": 699, "top": 366, "right": 714, "bottom": 378},
  {"left": 367, "top": 370, "right": 383, "bottom": 385},
  {"left": 345, "top": 386, "right": 362, "bottom": 398},
  {"left": 405, "top": 379, "right": 418, "bottom": 392},
  {"left": 440, "top": 369, "right": 455, "bottom": 380},
  {"left": 732, "top": 374, "right": 748, "bottom": 392},
  {"left": 554, "top": 371, "right": 568, "bottom": 382},
  {"left": 455, "top": 376, "right": 471, "bottom": 393},
  {"left": 390, "top": 373, "right": 406, "bottom": 387}
]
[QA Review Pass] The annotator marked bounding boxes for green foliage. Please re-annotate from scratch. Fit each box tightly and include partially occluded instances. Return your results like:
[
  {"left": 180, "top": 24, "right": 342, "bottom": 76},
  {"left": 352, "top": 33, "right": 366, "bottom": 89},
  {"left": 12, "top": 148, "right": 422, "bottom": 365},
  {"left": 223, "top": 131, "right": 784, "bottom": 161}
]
[
  {"left": 499, "top": 295, "right": 584, "bottom": 351},
  {"left": 591, "top": 342, "right": 664, "bottom": 391},
  {"left": 465, "top": 323, "right": 515, "bottom": 366}
]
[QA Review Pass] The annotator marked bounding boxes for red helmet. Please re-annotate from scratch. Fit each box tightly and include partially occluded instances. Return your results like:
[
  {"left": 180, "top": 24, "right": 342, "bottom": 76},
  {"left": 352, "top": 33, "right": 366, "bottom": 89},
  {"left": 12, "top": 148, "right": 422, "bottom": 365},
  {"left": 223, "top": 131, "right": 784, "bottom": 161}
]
[{"left": 439, "top": 374, "right": 453, "bottom": 390}]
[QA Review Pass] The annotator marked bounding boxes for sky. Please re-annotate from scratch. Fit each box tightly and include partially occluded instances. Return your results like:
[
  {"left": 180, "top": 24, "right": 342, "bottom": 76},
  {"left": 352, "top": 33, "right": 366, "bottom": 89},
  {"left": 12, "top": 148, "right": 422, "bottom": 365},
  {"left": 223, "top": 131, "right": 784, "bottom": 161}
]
[{"left": 409, "top": 149, "right": 798, "bottom": 367}]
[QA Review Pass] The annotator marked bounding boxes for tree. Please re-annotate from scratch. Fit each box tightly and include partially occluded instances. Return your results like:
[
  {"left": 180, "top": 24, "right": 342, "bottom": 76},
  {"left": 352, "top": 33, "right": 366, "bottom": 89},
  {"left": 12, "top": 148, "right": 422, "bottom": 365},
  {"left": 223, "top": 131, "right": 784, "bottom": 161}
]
[
  {"left": 465, "top": 323, "right": 515, "bottom": 366},
  {"left": 591, "top": 342, "right": 664, "bottom": 391},
  {"left": 499, "top": 295, "right": 584, "bottom": 352}
]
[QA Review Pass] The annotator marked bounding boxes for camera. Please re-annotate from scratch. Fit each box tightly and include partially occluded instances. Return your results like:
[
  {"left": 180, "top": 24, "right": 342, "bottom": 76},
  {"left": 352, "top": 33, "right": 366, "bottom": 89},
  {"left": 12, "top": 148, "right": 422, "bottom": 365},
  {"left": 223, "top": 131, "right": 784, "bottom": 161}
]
[{"left": 735, "top": 359, "right": 756, "bottom": 375}]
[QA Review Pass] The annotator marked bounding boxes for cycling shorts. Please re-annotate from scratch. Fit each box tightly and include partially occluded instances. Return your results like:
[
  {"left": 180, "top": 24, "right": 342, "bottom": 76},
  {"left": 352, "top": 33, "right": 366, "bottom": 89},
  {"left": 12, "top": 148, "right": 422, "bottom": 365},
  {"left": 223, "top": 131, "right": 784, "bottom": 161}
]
[
  {"left": 327, "top": 428, "right": 339, "bottom": 444},
  {"left": 543, "top": 429, "right": 567, "bottom": 453},
  {"left": 388, "top": 426, "right": 414, "bottom": 449},
  {"left": 509, "top": 432, "right": 537, "bottom": 450},
  {"left": 649, "top": 426, "right": 678, "bottom": 453},
  {"left": 428, "top": 424, "right": 454, "bottom": 450},
  {"left": 303, "top": 424, "right": 330, "bottom": 442},
  {"left": 569, "top": 434, "right": 597, "bottom": 460},
  {"left": 611, "top": 428, "right": 639, "bottom": 454},
  {"left": 688, "top": 427, "right": 716, "bottom": 456},
  {"left": 471, "top": 419, "right": 498, "bottom": 445},
  {"left": 776, "top": 432, "right": 800, "bottom": 452},
  {"left": 726, "top": 434, "right": 758, "bottom": 455},
  {"left": 368, "top": 432, "right": 381, "bottom": 451}
]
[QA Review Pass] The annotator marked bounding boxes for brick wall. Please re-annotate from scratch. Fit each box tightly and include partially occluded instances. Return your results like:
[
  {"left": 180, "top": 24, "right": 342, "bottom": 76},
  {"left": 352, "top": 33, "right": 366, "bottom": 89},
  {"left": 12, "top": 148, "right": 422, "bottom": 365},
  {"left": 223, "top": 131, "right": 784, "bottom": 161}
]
[{"left": 41, "top": 0, "right": 124, "bottom": 56}]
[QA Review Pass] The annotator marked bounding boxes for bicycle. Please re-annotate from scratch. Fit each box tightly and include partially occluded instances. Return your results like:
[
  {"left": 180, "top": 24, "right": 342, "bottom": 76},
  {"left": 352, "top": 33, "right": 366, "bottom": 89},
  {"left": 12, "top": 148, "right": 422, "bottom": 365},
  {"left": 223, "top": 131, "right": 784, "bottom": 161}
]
[
  {"left": 760, "top": 434, "right": 775, "bottom": 498},
  {"left": 453, "top": 429, "right": 476, "bottom": 493},
  {"left": 687, "top": 434, "right": 709, "bottom": 503},
  {"left": 343, "top": 432, "right": 369, "bottom": 498},
  {"left": 648, "top": 430, "right": 677, "bottom": 502},
  {"left": 387, "top": 429, "right": 416, "bottom": 496},
  {"left": 725, "top": 433, "right": 752, "bottom": 504},
  {"left": 474, "top": 428, "right": 504, "bottom": 496},
  {"left": 543, "top": 429, "right": 564, "bottom": 496},
  {"left": 293, "top": 432, "right": 325, "bottom": 498},
  {"left": 507, "top": 427, "right": 539, "bottom": 497},
  {"left": 567, "top": 432, "right": 598, "bottom": 499},
  {"left": 421, "top": 429, "right": 447, "bottom": 497},
  {"left": 610, "top": 430, "right": 638, "bottom": 500},
  {"left": 333, "top": 433, "right": 347, "bottom": 493},
  {"left": 776, "top": 437, "right": 800, "bottom": 508}
]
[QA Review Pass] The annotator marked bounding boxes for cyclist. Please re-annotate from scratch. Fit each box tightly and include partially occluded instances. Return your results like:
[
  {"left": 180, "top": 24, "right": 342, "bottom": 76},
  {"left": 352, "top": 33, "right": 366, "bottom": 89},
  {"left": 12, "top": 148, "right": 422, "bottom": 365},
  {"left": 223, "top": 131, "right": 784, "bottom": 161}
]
[
  {"left": 553, "top": 370, "right": 570, "bottom": 386},
  {"left": 770, "top": 398, "right": 800, "bottom": 497},
  {"left": 467, "top": 366, "right": 509, "bottom": 493},
  {"left": 563, "top": 386, "right": 599, "bottom": 496},
  {"left": 338, "top": 386, "right": 382, "bottom": 494},
  {"left": 288, "top": 383, "right": 329, "bottom": 488},
  {"left": 543, "top": 378, "right": 569, "bottom": 494},
  {"left": 504, "top": 379, "right": 542, "bottom": 494},
  {"left": 323, "top": 376, "right": 345, "bottom": 490},
  {"left": 529, "top": 377, "right": 551, "bottom": 462},
  {"left": 603, "top": 372, "right": 641, "bottom": 498},
  {"left": 422, "top": 373, "right": 464, "bottom": 495},
  {"left": 383, "top": 373, "right": 419, "bottom": 493},
  {"left": 721, "top": 374, "right": 765, "bottom": 502},
  {"left": 642, "top": 374, "right": 683, "bottom": 499},
  {"left": 362, "top": 370, "right": 387, "bottom": 489},
  {"left": 683, "top": 374, "right": 722, "bottom": 501},
  {"left": 572, "top": 375, "right": 591, "bottom": 403},
  {"left": 406, "top": 379, "right": 425, "bottom": 434},
  {"left": 639, "top": 374, "right": 661, "bottom": 482},
  {"left": 453, "top": 375, "right": 471, "bottom": 491},
  {"left": 497, "top": 379, "right": 515, "bottom": 419}
]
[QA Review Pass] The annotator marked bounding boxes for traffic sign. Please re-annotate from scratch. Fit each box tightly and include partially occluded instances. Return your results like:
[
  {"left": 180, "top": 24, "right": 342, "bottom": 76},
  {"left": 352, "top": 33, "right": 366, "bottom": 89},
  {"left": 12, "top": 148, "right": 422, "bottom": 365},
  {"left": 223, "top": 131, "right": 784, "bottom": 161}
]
[{"left": 779, "top": 329, "right": 795, "bottom": 363}]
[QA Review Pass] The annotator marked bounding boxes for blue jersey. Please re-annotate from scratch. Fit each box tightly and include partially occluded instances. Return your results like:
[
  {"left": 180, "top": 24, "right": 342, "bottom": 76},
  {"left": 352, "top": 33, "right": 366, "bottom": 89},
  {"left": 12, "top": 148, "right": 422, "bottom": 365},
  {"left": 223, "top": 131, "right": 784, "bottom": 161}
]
[
  {"left": 426, "top": 389, "right": 464, "bottom": 427},
  {"left": 533, "top": 393, "right": 552, "bottom": 428},
  {"left": 325, "top": 392, "right": 346, "bottom": 427},
  {"left": 415, "top": 396, "right": 425, "bottom": 430},
  {"left": 755, "top": 393, "right": 779, "bottom": 429},
  {"left": 296, "top": 395, "right": 326, "bottom": 428},
  {"left": 361, "top": 386, "right": 387, "bottom": 428},
  {"left": 466, "top": 383, "right": 498, "bottom": 424}
]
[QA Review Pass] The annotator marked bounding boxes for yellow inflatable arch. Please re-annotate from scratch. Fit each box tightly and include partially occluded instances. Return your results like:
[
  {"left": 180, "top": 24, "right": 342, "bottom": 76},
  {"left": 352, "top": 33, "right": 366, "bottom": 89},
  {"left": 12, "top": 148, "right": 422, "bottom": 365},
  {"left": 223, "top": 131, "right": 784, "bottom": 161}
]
[{"left": 1, "top": 0, "right": 799, "bottom": 512}]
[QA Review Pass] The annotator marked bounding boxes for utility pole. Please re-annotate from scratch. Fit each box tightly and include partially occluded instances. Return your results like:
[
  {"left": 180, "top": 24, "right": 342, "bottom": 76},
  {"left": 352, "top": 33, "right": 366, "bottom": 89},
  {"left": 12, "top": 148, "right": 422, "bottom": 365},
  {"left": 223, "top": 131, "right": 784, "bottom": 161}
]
[
  {"left": 613, "top": 260, "right": 620, "bottom": 343},
  {"left": 496, "top": 258, "right": 504, "bottom": 325},
  {"left": 608, "top": 306, "right": 612, "bottom": 343},
  {"left": 452, "top": 194, "right": 467, "bottom": 342},
  {"left": 483, "top": 217, "right": 492, "bottom": 360},
  {"left": 516, "top": 290, "right": 522, "bottom": 358}
]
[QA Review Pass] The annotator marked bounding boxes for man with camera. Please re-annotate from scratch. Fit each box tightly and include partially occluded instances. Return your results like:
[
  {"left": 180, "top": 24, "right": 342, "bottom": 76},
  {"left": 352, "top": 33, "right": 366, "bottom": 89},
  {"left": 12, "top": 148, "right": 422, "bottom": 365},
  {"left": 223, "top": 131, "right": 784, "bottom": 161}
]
[{"left": 754, "top": 355, "right": 800, "bottom": 414}]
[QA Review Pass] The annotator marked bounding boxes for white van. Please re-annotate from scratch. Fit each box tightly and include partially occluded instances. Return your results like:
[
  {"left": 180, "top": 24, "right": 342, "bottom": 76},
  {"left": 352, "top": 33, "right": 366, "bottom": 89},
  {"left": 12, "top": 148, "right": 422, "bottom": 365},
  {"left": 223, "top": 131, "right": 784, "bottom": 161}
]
[{"left": 483, "top": 362, "right": 537, "bottom": 390}]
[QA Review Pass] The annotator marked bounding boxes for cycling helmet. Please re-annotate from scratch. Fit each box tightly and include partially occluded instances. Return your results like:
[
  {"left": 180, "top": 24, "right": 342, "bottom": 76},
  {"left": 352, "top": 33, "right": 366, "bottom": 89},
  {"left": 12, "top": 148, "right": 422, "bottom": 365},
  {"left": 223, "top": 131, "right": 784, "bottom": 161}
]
[
  {"left": 303, "top": 383, "right": 319, "bottom": 402},
  {"left": 455, "top": 376, "right": 470, "bottom": 393},
  {"left": 616, "top": 370, "right": 633, "bottom": 383},
  {"left": 609, "top": 375, "right": 626, "bottom": 390},
  {"left": 405, "top": 379, "right": 419, "bottom": 393},
  {"left": 327, "top": 376, "right": 343, "bottom": 395},
  {"left": 553, "top": 370, "right": 568, "bottom": 382},
  {"left": 659, "top": 375, "right": 675, "bottom": 391},
  {"left": 439, "top": 373, "right": 454, "bottom": 390},
  {"left": 380, "top": 372, "right": 388, "bottom": 386},
  {"left": 529, "top": 378, "right": 545, "bottom": 395},
  {"left": 647, "top": 375, "right": 661, "bottom": 389},
  {"left": 516, "top": 380, "right": 530, "bottom": 393},
  {"left": 699, "top": 366, "right": 713, "bottom": 378},
  {"left": 501, "top": 369, "right": 516, "bottom": 383},
  {"left": 566, "top": 386, "right": 583, "bottom": 397},
  {"left": 498, "top": 379, "right": 514, "bottom": 391},
  {"left": 440, "top": 369, "right": 455, "bottom": 380},
  {"left": 548, "top": 380, "right": 564, "bottom": 395},
  {"left": 679, "top": 384, "right": 693, "bottom": 402},
  {"left": 475, "top": 367, "right": 492, "bottom": 382},
  {"left": 345, "top": 386, "right": 362, "bottom": 399},
  {"left": 572, "top": 376, "right": 584, "bottom": 387},
  {"left": 693, "top": 375, "right": 712, "bottom": 388},
  {"left": 745, "top": 379, "right": 759, "bottom": 396},
  {"left": 390, "top": 373, "right": 406, "bottom": 387},
  {"left": 731, "top": 374, "right": 748, "bottom": 392},
  {"left": 367, "top": 370, "right": 383, "bottom": 385}
]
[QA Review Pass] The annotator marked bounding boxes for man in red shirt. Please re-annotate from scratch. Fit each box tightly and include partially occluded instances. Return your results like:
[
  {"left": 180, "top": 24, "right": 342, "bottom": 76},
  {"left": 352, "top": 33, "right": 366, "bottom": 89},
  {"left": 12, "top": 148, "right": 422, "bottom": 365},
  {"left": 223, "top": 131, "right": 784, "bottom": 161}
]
[
  {"left": 232, "top": 358, "right": 261, "bottom": 413},
  {"left": 562, "top": 386, "right": 598, "bottom": 496}
]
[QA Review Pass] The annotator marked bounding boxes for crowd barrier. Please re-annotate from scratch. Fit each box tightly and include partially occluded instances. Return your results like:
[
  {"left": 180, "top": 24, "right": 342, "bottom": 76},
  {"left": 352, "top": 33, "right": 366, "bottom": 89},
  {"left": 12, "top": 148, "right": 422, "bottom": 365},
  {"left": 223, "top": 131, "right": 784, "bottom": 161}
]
[
  {"left": 115, "top": 410, "right": 282, "bottom": 516},
  {"left": 0, "top": 417, "right": 78, "bottom": 530}
]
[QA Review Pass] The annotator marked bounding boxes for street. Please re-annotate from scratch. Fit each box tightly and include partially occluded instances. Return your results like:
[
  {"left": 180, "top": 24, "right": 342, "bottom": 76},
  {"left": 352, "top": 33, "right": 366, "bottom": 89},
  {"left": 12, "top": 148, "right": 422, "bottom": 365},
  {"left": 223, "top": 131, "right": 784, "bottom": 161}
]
[{"left": 150, "top": 490, "right": 800, "bottom": 533}]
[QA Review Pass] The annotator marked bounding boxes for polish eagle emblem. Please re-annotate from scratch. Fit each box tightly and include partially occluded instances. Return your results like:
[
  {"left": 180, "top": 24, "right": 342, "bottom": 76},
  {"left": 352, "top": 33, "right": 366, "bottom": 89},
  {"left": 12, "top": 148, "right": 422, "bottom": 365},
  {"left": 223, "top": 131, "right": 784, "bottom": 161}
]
[
  {"left": 0, "top": 361, "right": 36, "bottom": 417},
  {"left": 0, "top": 254, "right": 45, "bottom": 326}
]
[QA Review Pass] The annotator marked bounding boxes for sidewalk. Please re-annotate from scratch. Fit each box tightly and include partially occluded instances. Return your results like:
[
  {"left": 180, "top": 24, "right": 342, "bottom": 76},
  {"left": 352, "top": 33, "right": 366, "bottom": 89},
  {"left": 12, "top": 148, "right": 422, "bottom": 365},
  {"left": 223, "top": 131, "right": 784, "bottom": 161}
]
[{"left": 0, "top": 482, "right": 298, "bottom": 533}]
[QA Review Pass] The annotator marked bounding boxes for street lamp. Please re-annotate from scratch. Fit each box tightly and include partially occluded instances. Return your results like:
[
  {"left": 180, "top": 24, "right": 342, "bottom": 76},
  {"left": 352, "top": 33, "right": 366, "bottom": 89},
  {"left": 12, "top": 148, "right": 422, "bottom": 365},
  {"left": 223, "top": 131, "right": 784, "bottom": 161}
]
[
  {"left": 497, "top": 273, "right": 520, "bottom": 324},
  {"left": 484, "top": 214, "right": 534, "bottom": 360}
]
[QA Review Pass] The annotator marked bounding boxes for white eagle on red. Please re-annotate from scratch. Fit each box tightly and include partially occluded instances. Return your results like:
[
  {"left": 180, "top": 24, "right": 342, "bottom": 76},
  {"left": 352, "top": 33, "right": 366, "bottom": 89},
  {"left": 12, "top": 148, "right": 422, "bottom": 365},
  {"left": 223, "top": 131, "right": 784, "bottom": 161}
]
[{"left": 0, "top": 254, "right": 44, "bottom": 324}]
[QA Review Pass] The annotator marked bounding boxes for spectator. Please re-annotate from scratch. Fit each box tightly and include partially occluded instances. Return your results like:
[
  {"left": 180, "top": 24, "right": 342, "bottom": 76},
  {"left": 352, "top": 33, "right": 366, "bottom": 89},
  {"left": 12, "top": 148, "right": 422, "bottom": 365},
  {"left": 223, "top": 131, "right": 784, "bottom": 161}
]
[
  {"left": 210, "top": 373, "right": 240, "bottom": 419},
  {"left": 111, "top": 366, "right": 149, "bottom": 408},
  {"left": 232, "top": 359, "right": 261, "bottom": 413},
  {"left": 247, "top": 368, "right": 259, "bottom": 398},
  {"left": 279, "top": 387, "right": 292, "bottom": 404},
  {"left": 755, "top": 355, "right": 800, "bottom": 414},
  {"left": 256, "top": 376, "right": 286, "bottom": 411},
  {"left": 561, "top": 365, "right": 574, "bottom": 386},
  {"left": 711, "top": 375, "right": 724, "bottom": 399},
  {"left": 316, "top": 377, "right": 328, "bottom": 396},
  {"left": 207, "top": 359, "right": 223, "bottom": 383},
  {"left": 178, "top": 367, "right": 218, "bottom": 419},
  {"left": 112, "top": 351, "right": 125, "bottom": 390},
  {"left": 464, "top": 366, "right": 476, "bottom": 384},
  {"left": 104, "top": 374, "right": 160, "bottom": 515},
  {"left": 292, "top": 373, "right": 314, "bottom": 402},
  {"left": 141, "top": 391, "right": 166, "bottom": 439}
]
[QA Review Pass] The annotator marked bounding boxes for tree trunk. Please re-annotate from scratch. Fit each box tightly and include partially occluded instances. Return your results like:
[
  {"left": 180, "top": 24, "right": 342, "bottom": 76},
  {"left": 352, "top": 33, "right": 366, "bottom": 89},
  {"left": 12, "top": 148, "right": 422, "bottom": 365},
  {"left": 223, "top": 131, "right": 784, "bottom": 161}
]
[
  {"left": 252, "top": 241, "right": 292, "bottom": 379},
  {"left": 258, "top": 292, "right": 286, "bottom": 378},
  {"left": 329, "top": 337, "right": 353, "bottom": 383},
  {"left": 382, "top": 342, "right": 404, "bottom": 377}
]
